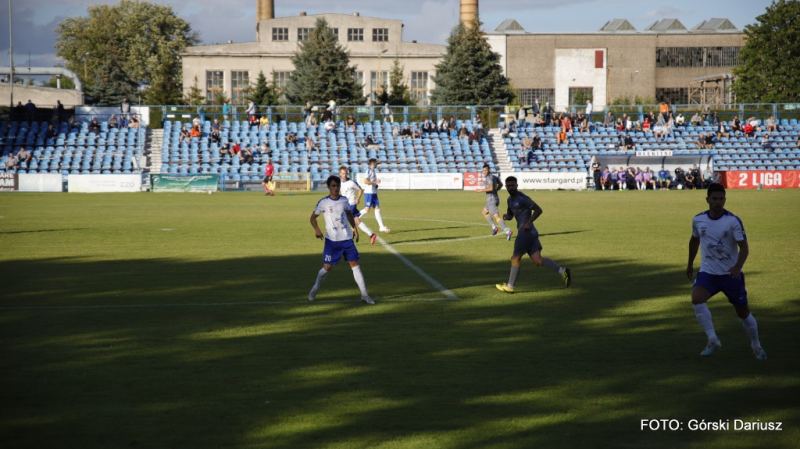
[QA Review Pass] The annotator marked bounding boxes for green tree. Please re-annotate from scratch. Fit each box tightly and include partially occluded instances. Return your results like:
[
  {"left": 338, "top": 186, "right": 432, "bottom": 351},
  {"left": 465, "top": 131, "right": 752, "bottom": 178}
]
[
  {"left": 430, "top": 18, "right": 515, "bottom": 105},
  {"left": 143, "top": 60, "right": 183, "bottom": 105},
  {"left": 284, "top": 18, "right": 365, "bottom": 105},
  {"left": 42, "top": 75, "right": 76, "bottom": 90},
  {"left": 246, "top": 71, "right": 277, "bottom": 106},
  {"left": 733, "top": 0, "right": 800, "bottom": 103},
  {"left": 87, "top": 55, "right": 138, "bottom": 105},
  {"left": 55, "top": 0, "right": 199, "bottom": 104},
  {"left": 378, "top": 58, "right": 414, "bottom": 106},
  {"left": 183, "top": 76, "right": 205, "bottom": 106}
]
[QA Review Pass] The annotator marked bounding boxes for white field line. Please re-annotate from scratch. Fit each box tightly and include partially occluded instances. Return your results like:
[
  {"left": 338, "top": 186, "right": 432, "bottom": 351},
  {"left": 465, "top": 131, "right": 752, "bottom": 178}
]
[
  {"left": 0, "top": 297, "right": 456, "bottom": 311},
  {"left": 375, "top": 236, "right": 460, "bottom": 300}
]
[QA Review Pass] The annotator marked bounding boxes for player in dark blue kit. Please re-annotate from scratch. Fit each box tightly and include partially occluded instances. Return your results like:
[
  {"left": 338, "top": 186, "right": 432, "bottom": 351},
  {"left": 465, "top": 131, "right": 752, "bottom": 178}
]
[{"left": 496, "top": 176, "right": 571, "bottom": 293}]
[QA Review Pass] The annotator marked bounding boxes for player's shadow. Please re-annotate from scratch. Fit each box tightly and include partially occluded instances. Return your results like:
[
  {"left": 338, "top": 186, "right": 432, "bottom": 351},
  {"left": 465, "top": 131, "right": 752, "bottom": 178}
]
[
  {"left": 2, "top": 254, "right": 798, "bottom": 449},
  {"left": 0, "top": 228, "right": 89, "bottom": 235}
]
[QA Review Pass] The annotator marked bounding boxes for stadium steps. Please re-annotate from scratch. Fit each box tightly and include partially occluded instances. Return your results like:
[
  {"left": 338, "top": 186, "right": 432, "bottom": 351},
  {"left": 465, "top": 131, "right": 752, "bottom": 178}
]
[
  {"left": 148, "top": 129, "right": 163, "bottom": 175},
  {"left": 489, "top": 129, "right": 512, "bottom": 173}
]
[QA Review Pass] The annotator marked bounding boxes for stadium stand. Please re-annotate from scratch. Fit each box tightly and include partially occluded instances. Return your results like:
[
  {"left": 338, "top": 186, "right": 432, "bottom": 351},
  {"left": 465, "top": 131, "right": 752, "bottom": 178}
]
[{"left": 0, "top": 120, "right": 147, "bottom": 175}]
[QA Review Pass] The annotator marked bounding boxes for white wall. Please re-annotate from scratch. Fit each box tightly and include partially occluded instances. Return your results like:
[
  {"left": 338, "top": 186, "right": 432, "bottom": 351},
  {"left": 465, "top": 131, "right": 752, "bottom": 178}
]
[{"left": 554, "top": 48, "right": 607, "bottom": 110}]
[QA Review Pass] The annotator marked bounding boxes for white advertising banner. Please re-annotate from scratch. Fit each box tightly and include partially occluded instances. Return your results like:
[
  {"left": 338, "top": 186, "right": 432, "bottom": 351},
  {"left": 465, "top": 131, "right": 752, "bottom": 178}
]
[
  {"left": 68, "top": 175, "right": 142, "bottom": 192},
  {"left": 409, "top": 173, "right": 464, "bottom": 190},
  {"left": 500, "top": 172, "right": 586, "bottom": 190},
  {"left": 18, "top": 174, "right": 62, "bottom": 192},
  {"left": 355, "top": 172, "right": 410, "bottom": 190}
]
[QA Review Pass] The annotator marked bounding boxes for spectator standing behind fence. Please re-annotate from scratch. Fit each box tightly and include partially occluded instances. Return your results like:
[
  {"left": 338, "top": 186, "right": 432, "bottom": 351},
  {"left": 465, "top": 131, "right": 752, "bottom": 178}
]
[
  {"left": 585, "top": 100, "right": 593, "bottom": 123},
  {"left": 382, "top": 103, "right": 393, "bottom": 123},
  {"left": 659, "top": 101, "right": 670, "bottom": 121},
  {"left": 25, "top": 99, "right": 36, "bottom": 124},
  {"left": 223, "top": 103, "right": 231, "bottom": 121},
  {"left": 517, "top": 105, "right": 528, "bottom": 127},
  {"left": 54, "top": 100, "right": 65, "bottom": 124},
  {"left": 531, "top": 99, "right": 540, "bottom": 118},
  {"left": 246, "top": 100, "right": 256, "bottom": 120}
]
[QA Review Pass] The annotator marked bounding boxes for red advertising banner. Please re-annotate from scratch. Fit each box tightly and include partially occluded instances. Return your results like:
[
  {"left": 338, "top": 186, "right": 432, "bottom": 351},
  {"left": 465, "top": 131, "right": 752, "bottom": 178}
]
[
  {"left": 463, "top": 171, "right": 482, "bottom": 191},
  {"left": 719, "top": 170, "right": 800, "bottom": 189}
]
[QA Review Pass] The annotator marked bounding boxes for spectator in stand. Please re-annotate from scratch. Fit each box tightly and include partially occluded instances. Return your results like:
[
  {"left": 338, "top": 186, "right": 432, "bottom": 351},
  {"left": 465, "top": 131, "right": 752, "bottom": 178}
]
[
  {"left": 532, "top": 114, "right": 544, "bottom": 127},
  {"left": 324, "top": 118, "right": 336, "bottom": 134},
  {"left": 675, "top": 113, "right": 686, "bottom": 128},
  {"left": 468, "top": 128, "right": 481, "bottom": 144},
  {"left": 531, "top": 99, "right": 540, "bottom": 119},
  {"left": 625, "top": 114, "right": 633, "bottom": 131},
  {"left": 747, "top": 116, "right": 762, "bottom": 133},
  {"left": 17, "top": 146, "right": 32, "bottom": 168},
  {"left": 458, "top": 124, "right": 469, "bottom": 138},
  {"left": 591, "top": 156, "right": 602, "bottom": 190},
  {"left": 6, "top": 150, "right": 18, "bottom": 172},
  {"left": 730, "top": 116, "right": 742, "bottom": 135},
  {"left": 556, "top": 127, "right": 568, "bottom": 145},
  {"left": 222, "top": 103, "right": 231, "bottom": 121},
  {"left": 708, "top": 111, "right": 719, "bottom": 126},
  {"left": 448, "top": 116, "right": 457, "bottom": 130},
  {"left": 615, "top": 116, "right": 625, "bottom": 132},
  {"left": 286, "top": 132, "right": 298, "bottom": 145},
  {"left": 659, "top": 101, "right": 670, "bottom": 121},
  {"left": 119, "top": 115, "right": 128, "bottom": 129},
  {"left": 643, "top": 167, "right": 656, "bottom": 190},
  {"left": 108, "top": 114, "right": 119, "bottom": 129},
  {"left": 211, "top": 119, "right": 221, "bottom": 132},
  {"left": 642, "top": 116, "right": 652, "bottom": 133},
  {"left": 210, "top": 128, "right": 221, "bottom": 144},
  {"left": 192, "top": 115, "right": 201, "bottom": 128},
  {"left": 421, "top": 119, "right": 435, "bottom": 135},
  {"left": 764, "top": 115, "right": 778, "bottom": 133},
  {"left": 129, "top": 113, "right": 140, "bottom": 129},
  {"left": 561, "top": 114, "right": 573, "bottom": 134},
  {"left": 689, "top": 164, "right": 703, "bottom": 190},
  {"left": 437, "top": 117, "right": 448, "bottom": 133},
  {"left": 13, "top": 101, "right": 24, "bottom": 122},
  {"left": 603, "top": 111, "right": 615, "bottom": 128},
  {"left": 579, "top": 118, "right": 590, "bottom": 133},
  {"left": 634, "top": 167, "right": 644, "bottom": 190},
  {"left": 190, "top": 125, "right": 201, "bottom": 139},
  {"left": 675, "top": 167, "right": 688, "bottom": 189},
  {"left": 306, "top": 113, "right": 317, "bottom": 128},
  {"left": 663, "top": 114, "right": 676, "bottom": 139},
  {"left": 761, "top": 134, "right": 773, "bottom": 152},
  {"left": 121, "top": 97, "right": 131, "bottom": 115},
  {"left": 400, "top": 125, "right": 413, "bottom": 139},
  {"left": 542, "top": 102, "right": 553, "bottom": 124},
  {"left": 345, "top": 115, "right": 356, "bottom": 132},
  {"left": 363, "top": 134, "right": 380, "bottom": 150},
  {"left": 239, "top": 145, "right": 254, "bottom": 164},
  {"left": 517, "top": 105, "right": 528, "bottom": 127},
  {"left": 619, "top": 133, "right": 636, "bottom": 151},
  {"left": 246, "top": 100, "right": 256, "bottom": 121},
  {"left": 89, "top": 119, "right": 101, "bottom": 133},
  {"left": 585, "top": 100, "right": 594, "bottom": 123},
  {"left": 220, "top": 142, "right": 232, "bottom": 157},
  {"left": 259, "top": 114, "right": 270, "bottom": 131},
  {"left": 179, "top": 125, "right": 191, "bottom": 143},
  {"left": 55, "top": 100, "right": 65, "bottom": 124},
  {"left": 653, "top": 114, "right": 666, "bottom": 140},
  {"left": 691, "top": 112, "right": 703, "bottom": 127},
  {"left": 45, "top": 124, "right": 57, "bottom": 143},
  {"left": 530, "top": 132, "right": 541, "bottom": 152},
  {"left": 658, "top": 166, "right": 671, "bottom": 190},
  {"left": 306, "top": 135, "right": 319, "bottom": 154},
  {"left": 248, "top": 114, "right": 259, "bottom": 127},
  {"left": 743, "top": 120, "right": 755, "bottom": 139},
  {"left": 382, "top": 103, "right": 393, "bottom": 123},
  {"left": 231, "top": 142, "right": 242, "bottom": 157},
  {"left": 717, "top": 121, "right": 729, "bottom": 139}
]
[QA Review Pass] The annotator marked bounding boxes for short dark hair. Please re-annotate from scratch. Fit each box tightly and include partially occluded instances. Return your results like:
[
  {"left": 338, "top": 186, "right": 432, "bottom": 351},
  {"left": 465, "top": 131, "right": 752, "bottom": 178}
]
[
  {"left": 707, "top": 183, "right": 725, "bottom": 197},
  {"left": 482, "top": 163, "right": 490, "bottom": 170},
  {"left": 368, "top": 158, "right": 377, "bottom": 165},
  {"left": 326, "top": 175, "right": 340, "bottom": 187},
  {"left": 505, "top": 176, "right": 518, "bottom": 184}
]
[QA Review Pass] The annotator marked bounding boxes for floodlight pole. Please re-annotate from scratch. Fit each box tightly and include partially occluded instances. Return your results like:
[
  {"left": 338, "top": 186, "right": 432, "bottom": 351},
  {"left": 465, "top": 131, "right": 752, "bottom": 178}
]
[{"left": 9, "top": 0, "right": 14, "bottom": 109}]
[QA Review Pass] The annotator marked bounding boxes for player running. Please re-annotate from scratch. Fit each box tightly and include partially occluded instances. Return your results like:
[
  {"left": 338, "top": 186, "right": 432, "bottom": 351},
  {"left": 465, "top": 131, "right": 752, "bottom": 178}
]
[
  {"left": 359, "top": 158, "right": 390, "bottom": 233},
  {"left": 309, "top": 175, "right": 374, "bottom": 305},
  {"left": 339, "top": 165, "right": 377, "bottom": 245},
  {"left": 495, "top": 176, "right": 571, "bottom": 293},
  {"left": 476, "top": 164, "right": 512, "bottom": 240},
  {"left": 686, "top": 183, "right": 766, "bottom": 359}
]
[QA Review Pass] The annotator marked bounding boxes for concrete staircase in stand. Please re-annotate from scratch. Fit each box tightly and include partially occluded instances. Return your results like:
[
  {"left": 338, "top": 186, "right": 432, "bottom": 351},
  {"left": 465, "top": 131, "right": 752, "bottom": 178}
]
[{"left": 488, "top": 129, "right": 512, "bottom": 174}]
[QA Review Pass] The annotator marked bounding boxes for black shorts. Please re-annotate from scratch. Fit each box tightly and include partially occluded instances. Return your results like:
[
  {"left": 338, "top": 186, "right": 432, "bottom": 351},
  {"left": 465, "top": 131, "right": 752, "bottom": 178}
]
[{"left": 263, "top": 176, "right": 272, "bottom": 183}]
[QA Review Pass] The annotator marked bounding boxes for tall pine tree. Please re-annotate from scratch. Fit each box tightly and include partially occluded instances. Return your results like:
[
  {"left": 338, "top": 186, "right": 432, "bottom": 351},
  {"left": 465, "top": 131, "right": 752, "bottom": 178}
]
[
  {"left": 183, "top": 76, "right": 205, "bottom": 106},
  {"left": 732, "top": 0, "right": 800, "bottom": 103},
  {"left": 284, "top": 18, "right": 365, "bottom": 105},
  {"left": 430, "top": 18, "right": 515, "bottom": 105},
  {"left": 247, "top": 71, "right": 277, "bottom": 106},
  {"left": 378, "top": 58, "right": 414, "bottom": 106}
]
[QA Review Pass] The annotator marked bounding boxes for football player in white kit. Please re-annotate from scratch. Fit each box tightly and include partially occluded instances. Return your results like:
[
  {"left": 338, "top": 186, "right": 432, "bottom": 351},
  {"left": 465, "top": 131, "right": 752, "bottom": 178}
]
[
  {"left": 309, "top": 175, "right": 374, "bottom": 305},
  {"left": 359, "top": 158, "right": 391, "bottom": 233},
  {"left": 339, "top": 166, "right": 377, "bottom": 245},
  {"left": 686, "top": 183, "right": 765, "bottom": 359}
]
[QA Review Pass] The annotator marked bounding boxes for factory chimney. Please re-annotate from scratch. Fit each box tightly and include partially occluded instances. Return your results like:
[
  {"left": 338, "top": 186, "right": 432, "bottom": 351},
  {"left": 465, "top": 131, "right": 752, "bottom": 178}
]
[{"left": 460, "top": 0, "right": 478, "bottom": 28}]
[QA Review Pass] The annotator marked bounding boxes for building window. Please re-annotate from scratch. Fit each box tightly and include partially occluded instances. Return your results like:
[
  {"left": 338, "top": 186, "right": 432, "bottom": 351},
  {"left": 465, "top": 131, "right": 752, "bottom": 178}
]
[
  {"left": 330, "top": 28, "right": 339, "bottom": 41},
  {"left": 656, "top": 88, "right": 689, "bottom": 105},
  {"left": 568, "top": 88, "right": 593, "bottom": 106},
  {"left": 353, "top": 71, "right": 364, "bottom": 88},
  {"left": 655, "top": 47, "right": 741, "bottom": 68},
  {"left": 231, "top": 71, "right": 249, "bottom": 103},
  {"left": 273, "top": 71, "right": 290, "bottom": 92},
  {"left": 517, "top": 89, "right": 555, "bottom": 108},
  {"left": 297, "top": 28, "right": 312, "bottom": 42},
  {"left": 372, "top": 28, "right": 389, "bottom": 42},
  {"left": 347, "top": 28, "right": 364, "bottom": 42},
  {"left": 272, "top": 27, "right": 288, "bottom": 41},
  {"left": 370, "top": 70, "right": 389, "bottom": 103},
  {"left": 411, "top": 71, "right": 429, "bottom": 105},
  {"left": 205, "top": 70, "right": 224, "bottom": 103}
]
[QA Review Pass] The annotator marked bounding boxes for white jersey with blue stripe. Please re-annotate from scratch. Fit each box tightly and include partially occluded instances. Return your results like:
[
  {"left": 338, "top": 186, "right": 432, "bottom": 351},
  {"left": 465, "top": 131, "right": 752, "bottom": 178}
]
[
  {"left": 363, "top": 168, "right": 378, "bottom": 194},
  {"left": 340, "top": 179, "right": 362, "bottom": 206},
  {"left": 692, "top": 210, "right": 747, "bottom": 275},
  {"left": 314, "top": 195, "right": 353, "bottom": 242}
]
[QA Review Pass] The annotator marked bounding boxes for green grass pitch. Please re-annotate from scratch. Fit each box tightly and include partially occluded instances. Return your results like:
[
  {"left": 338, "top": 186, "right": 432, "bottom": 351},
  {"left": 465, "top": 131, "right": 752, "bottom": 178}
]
[{"left": 1, "top": 189, "right": 799, "bottom": 448}]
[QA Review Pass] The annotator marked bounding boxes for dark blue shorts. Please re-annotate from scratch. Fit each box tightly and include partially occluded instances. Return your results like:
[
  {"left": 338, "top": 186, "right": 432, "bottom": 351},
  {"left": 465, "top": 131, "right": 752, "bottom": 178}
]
[
  {"left": 350, "top": 204, "right": 362, "bottom": 218},
  {"left": 323, "top": 238, "right": 359, "bottom": 265},
  {"left": 364, "top": 193, "right": 380, "bottom": 208},
  {"left": 693, "top": 271, "right": 748, "bottom": 305},
  {"left": 513, "top": 230, "right": 543, "bottom": 257}
]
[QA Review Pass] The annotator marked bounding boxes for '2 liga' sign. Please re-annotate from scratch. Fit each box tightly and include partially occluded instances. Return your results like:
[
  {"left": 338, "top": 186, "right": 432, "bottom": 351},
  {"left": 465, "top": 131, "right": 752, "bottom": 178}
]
[{"left": 719, "top": 170, "right": 800, "bottom": 189}]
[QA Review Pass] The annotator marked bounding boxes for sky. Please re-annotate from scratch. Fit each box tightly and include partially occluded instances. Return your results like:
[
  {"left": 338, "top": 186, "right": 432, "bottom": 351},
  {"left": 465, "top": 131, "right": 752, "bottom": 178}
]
[{"left": 0, "top": 0, "right": 771, "bottom": 74}]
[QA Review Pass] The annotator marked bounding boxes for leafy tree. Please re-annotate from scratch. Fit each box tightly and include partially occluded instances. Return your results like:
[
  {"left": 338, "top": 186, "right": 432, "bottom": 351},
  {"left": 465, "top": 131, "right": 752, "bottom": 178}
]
[
  {"left": 733, "top": 0, "right": 800, "bottom": 103},
  {"left": 246, "top": 71, "right": 277, "bottom": 106},
  {"left": 87, "top": 55, "right": 138, "bottom": 106},
  {"left": 143, "top": 59, "right": 183, "bottom": 105},
  {"left": 430, "top": 18, "right": 515, "bottom": 105},
  {"left": 183, "top": 76, "right": 205, "bottom": 106},
  {"left": 284, "top": 18, "right": 365, "bottom": 105},
  {"left": 55, "top": 0, "right": 199, "bottom": 103},
  {"left": 378, "top": 58, "right": 414, "bottom": 105}
]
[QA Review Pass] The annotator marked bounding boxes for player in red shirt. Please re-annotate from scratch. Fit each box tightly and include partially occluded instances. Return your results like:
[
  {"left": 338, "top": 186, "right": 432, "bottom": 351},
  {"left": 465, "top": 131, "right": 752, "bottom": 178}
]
[{"left": 262, "top": 157, "right": 275, "bottom": 196}]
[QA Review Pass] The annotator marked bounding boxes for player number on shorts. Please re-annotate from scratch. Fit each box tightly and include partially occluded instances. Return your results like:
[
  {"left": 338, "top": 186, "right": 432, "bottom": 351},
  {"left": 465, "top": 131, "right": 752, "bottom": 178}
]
[{"left": 324, "top": 255, "right": 331, "bottom": 262}]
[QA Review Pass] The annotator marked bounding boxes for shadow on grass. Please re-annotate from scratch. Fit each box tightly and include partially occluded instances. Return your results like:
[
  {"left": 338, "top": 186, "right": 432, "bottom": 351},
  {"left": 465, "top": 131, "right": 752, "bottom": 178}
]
[
  {"left": 1, "top": 254, "right": 798, "bottom": 449},
  {"left": 0, "top": 228, "right": 90, "bottom": 235}
]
